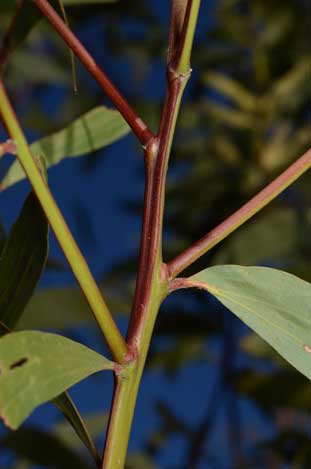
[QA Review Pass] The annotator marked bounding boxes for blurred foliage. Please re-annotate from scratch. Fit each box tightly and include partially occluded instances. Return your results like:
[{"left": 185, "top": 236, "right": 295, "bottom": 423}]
[{"left": 0, "top": 0, "right": 310, "bottom": 467}]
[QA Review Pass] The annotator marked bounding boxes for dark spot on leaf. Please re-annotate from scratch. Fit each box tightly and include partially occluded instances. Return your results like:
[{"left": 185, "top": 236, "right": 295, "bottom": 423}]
[
  {"left": 10, "top": 358, "right": 28, "bottom": 370},
  {"left": 303, "top": 345, "right": 311, "bottom": 354}
]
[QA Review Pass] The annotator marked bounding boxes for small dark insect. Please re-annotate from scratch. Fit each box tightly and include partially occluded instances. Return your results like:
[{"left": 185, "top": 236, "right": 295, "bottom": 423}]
[{"left": 10, "top": 358, "right": 28, "bottom": 370}]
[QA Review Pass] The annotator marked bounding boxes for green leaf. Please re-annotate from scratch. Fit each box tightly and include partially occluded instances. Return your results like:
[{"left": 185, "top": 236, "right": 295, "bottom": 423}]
[
  {"left": 54, "top": 410, "right": 108, "bottom": 450},
  {"left": 2, "top": 106, "right": 130, "bottom": 189},
  {"left": 0, "top": 331, "right": 114, "bottom": 429},
  {"left": 0, "top": 2, "right": 42, "bottom": 57},
  {"left": 0, "top": 192, "right": 48, "bottom": 331},
  {"left": 203, "top": 71, "right": 257, "bottom": 111},
  {"left": 17, "top": 286, "right": 128, "bottom": 330},
  {"left": 187, "top": 265, "right": 311, "bottom": 380},
  {"left": 53, "top": 392, "right": 99, "bottom": 463}
]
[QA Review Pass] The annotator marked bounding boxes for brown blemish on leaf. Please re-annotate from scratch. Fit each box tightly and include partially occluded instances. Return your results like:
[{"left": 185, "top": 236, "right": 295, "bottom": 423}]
[
  {"left": 10, "top": 358, "right": 28, "bottom": 370},
  {"left": 0, "top": 409, "right": 15, "bottom": 430},
  {"left": 303, "top": 345, "right": 311, "bottom": 353}
]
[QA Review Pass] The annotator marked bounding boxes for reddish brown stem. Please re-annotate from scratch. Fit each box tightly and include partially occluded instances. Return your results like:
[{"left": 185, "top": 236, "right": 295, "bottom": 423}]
[
  {"left": 102, "top": 61, "right": 191, "bottom": 469},
  {"left": 167, "top": 147, "right": 311, "bottom": 278},
  {"left": 31, "top": 0, "right": 154, "bottom": 146},
  {"left": 127, "top": 67, "right": 188, "bottom": 347}
]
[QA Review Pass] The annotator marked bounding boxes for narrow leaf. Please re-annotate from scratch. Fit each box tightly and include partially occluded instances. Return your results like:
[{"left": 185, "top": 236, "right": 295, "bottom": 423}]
[
  {"left": 0, "top": 0, "right": 118, "bottom": 72},
  {"left": 0, "top": 1, "right": 42, "bottom": 62},
  {"left": 203, "top": 71, "right": 257, "bottom": 111},
  {"left": 0, "top": 331, "right": 114, "bottom": 429},
  {"left": 186, "top": 266, "right": 311, "bottom": 380},
  {"left": 53, "top": 392, "right": 99, "bottom": 463},
  {"left": 0, "top": 192, "right": 48, "bottom": 330},
  {"left": 2, "top": 106, "right": 130, "bottom": 189}
]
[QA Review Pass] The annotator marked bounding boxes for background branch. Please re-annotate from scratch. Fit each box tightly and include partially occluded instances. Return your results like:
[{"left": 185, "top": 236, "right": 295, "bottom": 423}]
[
  {"left": 168, "top": 147, "right": 311, "bottom": 278},
  {"left": 32, "top": 0, "right": 154, "bottom": 146}
]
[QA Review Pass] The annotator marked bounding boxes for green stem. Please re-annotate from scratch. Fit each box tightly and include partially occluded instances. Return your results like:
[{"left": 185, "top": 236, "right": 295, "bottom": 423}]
[
  {"left": 102, "top": 2, "right": 200, "bottom": 463},
  {"left": 167, "top": 147, "right": 311, "bottom": 278},
  {"left": 0, "top": 79, "right": 127, "bottom": 364},
  {"left": 175, "top": 0, "right": 202, "bottom": 74},
  {"left": 103, "top": 279, "right": 167, "bottom": 468}
]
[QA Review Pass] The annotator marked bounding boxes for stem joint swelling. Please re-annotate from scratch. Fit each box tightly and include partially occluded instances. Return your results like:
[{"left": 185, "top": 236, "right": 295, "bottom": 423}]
[{"left": 168, "top": 63, "right": 192, "bottom": 83}]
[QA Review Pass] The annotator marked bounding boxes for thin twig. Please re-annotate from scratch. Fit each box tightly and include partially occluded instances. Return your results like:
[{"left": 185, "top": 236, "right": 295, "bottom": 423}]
[
  {"left": 167, "top": 147, "right": 311, "bottom": 278},
  {"left": 32, "top": 0, "right": 154, "bottom": 146}
]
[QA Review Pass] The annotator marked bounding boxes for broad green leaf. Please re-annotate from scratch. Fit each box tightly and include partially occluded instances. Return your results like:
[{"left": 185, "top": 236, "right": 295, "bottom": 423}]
[
  {"left": 53, "top": 392, "right": 99, "bottom": 462},
  {"left": 2, "top": 106, "right": 130, "bottom": 189},
  {"left": 187, "top": 266, "right": 311, "bottom": 380},
  {"left": 0, "top": 192, "right": 48, "bottom": 331},
  {"left": 0, "top": 331, "right": 113, "bottom": 429},
  {"left": 2, "top": 426, "right": 92, "bottom": 469}
]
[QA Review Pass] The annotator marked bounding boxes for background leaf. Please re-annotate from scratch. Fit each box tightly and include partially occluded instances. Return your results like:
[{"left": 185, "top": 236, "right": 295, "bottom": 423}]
[
  {"left": 0, "top": 427, "right": 92, "bottom": 469},
  {"left": 2, "top": 106, "right": 130, "bottom": 189},
  {"left": 17, "top": 286, "right": 128, "bottom": 330},
  {"left": 188, "top": 265, "right": 311, "bottom": 380},
  {"left": 0, "top": 331, "right": 113, "bottom": 429},
  {"left": 0, "top": 192, "right": 48, "bottom": 331},
  {"left": 53, "top": 392, "right": 99, "bottom": 462}
]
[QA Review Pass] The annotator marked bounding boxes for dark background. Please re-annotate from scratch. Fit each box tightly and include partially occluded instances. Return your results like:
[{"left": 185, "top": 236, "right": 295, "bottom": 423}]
[{"left": 0, "top": 0, "right": 310, "bottom": 467}]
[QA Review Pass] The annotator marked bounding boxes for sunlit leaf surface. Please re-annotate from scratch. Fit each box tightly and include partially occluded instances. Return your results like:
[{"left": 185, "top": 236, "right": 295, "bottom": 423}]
[
  {"left": 188, "top": 265, "right": 311, "bottom": 380},
  {"left": 2, "top": 106, "right": 129, "bottom": 189},
  {"left": 0, "top": 331, "right": 113, "bottom": 429}
]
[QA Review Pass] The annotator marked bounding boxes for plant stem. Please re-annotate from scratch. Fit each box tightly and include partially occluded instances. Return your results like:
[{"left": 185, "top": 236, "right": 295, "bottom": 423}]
[
  {"left": 0, "top": 79, "right": 127, "bottom": 364},
  {"left": 32, "top": 0, "right": 154, "bottom": 146},
  {"left": 167, "top": 147, "right": 311, "bottom": 278},
  {"left": 175, "top": 0, "right": 201, "bottom": 74},
  {"left": 102, "top": 1, "right": 201, "bottom": 464}
]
